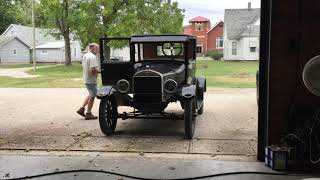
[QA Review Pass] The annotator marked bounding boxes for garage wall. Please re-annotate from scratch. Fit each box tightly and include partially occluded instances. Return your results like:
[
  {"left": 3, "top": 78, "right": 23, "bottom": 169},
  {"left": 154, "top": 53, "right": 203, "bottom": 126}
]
[
  {"left": 268, "top": 0, "right": 320, "bottom": 145},
  {"left": 35, "top": 48, "right": 64, "bottom": 63}
]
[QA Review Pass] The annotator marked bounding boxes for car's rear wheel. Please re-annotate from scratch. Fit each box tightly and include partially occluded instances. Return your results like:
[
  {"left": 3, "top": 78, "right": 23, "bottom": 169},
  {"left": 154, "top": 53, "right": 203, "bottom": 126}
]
[
  {"left": 99, "top": 96, "right": 118, "bottom": 136},
  {"left": 184, "top": 97, "right": 196, "bottom": 139},
  {"left": 198, "top": 102, "right": 204, "bottom": 115}
]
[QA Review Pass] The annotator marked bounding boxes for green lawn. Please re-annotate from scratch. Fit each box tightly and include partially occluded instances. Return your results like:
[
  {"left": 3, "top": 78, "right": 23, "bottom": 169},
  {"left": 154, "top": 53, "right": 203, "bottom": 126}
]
[
  {"left": 196, "top": 60, "right": 258, "bottom": 88},
  {"left": 0, "top": 60, "right": 258, "bottom": 88},
  {"left": 0, "top": 63, "right": 54, "bottom": 69},
  {"left": 0, "top": 64, "right": 88, "bottom": 88}
]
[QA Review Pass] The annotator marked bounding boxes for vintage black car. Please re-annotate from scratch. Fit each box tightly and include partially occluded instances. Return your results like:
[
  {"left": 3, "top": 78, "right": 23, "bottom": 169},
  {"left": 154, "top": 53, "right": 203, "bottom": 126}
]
[{"left": 96, "top": 35, "right": 206, "bottom": 139}]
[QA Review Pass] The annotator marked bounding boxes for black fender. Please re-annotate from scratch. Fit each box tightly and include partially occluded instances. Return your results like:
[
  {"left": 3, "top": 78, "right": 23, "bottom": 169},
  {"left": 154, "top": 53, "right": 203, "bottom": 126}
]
[
  {"left": 181, "top": 85, "right": 196, "bottom": 99},
  {"left": 196, "top": 76, "right": 206, "bottom": 92},
  {"left": 196, "top": 76, "right": 206, "bottom": 101},
  {"left": 97, "top": 86, "right": 116, "bottom": 99}
]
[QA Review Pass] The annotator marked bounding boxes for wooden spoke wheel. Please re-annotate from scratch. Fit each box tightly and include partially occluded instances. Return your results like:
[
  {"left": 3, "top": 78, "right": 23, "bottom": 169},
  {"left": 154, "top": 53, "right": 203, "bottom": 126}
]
[
  {"left": 184, "top": 97, "right": 196, "bottom": 139},
  {"left": 99, "top": 96, "right": 118, "bottom": 136}
]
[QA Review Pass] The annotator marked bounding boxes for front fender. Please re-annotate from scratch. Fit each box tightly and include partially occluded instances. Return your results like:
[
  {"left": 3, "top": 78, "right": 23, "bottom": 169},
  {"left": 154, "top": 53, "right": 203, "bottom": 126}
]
[
  {"left": 181, "top": 85, "right": 196, "bottom": 99},
  {"left": 97, "top": 86, "right": 116, "bottom": 99}
]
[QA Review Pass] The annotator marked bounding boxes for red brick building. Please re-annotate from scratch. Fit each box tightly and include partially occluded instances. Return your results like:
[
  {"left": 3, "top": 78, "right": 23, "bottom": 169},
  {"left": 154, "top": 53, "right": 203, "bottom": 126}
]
[{"left": 184, "top": 16, "right": 224, "bottom": 56}]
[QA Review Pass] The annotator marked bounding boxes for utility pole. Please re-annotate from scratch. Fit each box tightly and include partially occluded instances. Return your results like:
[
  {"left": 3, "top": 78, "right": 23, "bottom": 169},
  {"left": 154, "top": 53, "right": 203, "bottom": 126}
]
[{"left": 32, "top": 0, "right": 36, "bottom": 71}]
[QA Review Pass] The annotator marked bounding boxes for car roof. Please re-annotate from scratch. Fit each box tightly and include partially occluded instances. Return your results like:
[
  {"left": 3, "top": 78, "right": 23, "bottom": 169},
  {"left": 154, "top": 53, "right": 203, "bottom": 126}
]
[{"left": 130, "top": 34, "right": 196, "bottom": 43}]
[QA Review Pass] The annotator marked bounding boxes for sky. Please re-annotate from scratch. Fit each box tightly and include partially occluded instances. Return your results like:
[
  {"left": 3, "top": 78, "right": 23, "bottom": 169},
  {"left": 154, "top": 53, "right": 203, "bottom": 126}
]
[{"left": 174, "top": 0, "right": 261, "bottom": 26}]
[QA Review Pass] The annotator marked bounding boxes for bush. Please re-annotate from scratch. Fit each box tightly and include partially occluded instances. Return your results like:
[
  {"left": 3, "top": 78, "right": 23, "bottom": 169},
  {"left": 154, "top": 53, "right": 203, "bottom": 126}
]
[{"left": 205, "top": 49, "right": 223, "bottom": 60}]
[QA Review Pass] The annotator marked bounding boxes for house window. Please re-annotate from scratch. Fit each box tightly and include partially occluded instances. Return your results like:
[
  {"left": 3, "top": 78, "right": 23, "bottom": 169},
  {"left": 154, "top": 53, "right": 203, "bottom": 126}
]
[
  {"left": 13, "top": 49, "right": 17, "bottom": 55},
  {"left": 195, "top": 22, "right": 203, "bottom": 31},
  {"left": 250, "top": 47, "right": 257, "bottom": 52},
  {"left": 10, "top": 30, "right": 16, "bottom": 36},
  {"left": 216, "top": 37, "right": 223, "bottom": 49},
  {"left": 41, "top": 50, "right": 48, "bottom": 54},
  {"left": 232, "top": 42, "right": 237, "bottom": 55},
  {"left": 196, "top": 45, "right": 203, "bottom": 53},
  {"left": 74, "top": 48, "right": 77, "bottom": 58}
]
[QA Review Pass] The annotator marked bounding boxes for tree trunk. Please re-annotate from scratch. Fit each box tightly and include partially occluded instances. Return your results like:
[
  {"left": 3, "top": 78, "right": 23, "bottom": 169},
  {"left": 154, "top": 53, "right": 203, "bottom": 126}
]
[
  {"left": 63, "top": 0, "right": 71, "bottom": 66},
  {"left": 64, "top": 34, "right": 71, "bottom": 65}
]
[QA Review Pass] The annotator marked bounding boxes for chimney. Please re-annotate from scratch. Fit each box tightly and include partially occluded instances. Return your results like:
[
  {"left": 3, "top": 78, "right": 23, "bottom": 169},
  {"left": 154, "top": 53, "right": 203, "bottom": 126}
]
[{"left": 248, "top": 2, "right": 252, "bottom": 9}]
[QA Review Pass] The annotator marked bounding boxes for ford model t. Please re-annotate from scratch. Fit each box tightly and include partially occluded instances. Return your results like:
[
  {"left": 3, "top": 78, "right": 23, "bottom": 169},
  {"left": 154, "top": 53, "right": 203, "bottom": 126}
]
[{"left": 97, "top": 35, "right": 206, "bottom": 139}]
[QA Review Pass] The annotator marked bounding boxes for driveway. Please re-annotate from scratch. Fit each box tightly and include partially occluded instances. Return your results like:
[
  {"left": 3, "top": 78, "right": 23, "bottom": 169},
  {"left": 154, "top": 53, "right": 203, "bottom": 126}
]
[
  {"left": 0, "top": 88, "right": 257, "bottom": 160},
  {"left": 0, "top": 65, "right": 59, "bottom": 78}
]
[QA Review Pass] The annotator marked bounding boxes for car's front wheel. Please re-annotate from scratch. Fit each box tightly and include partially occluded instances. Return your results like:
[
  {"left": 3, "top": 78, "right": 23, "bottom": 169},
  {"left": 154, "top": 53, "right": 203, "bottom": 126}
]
[
  {"left": 184, "top": 97, "right": 196, "bottom": 139},
  {"left": 99, "top": 96, "right": 118, "bottom": 136}
]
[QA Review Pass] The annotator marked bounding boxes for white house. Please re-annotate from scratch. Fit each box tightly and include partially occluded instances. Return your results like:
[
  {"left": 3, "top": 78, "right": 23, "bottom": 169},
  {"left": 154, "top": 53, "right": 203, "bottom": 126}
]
[
  {"left": 1, "top": 24, "right": 81, "bottom": 63},
  {"left": 0, "top": 36, "right": 30, "bottom": 63},
  {"left": 223, "top": 7, "right": 260, "bottom": 60}
]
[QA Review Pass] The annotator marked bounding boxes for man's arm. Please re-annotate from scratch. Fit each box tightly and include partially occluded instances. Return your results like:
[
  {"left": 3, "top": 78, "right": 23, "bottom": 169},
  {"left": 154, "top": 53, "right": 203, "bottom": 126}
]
[
  {"left": 91, "top": 67, "right": 101, "bottom": 75},
  {"left": 89, "top": 54, "right": 101, "bottom": 75}
]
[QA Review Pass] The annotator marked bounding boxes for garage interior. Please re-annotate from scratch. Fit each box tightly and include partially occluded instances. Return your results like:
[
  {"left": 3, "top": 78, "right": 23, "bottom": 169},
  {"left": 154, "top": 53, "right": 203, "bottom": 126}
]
[
  {"left": 0, "top": 0, "right": 320, "bottom": 179},
  {"left": 257, "top": 0, "right": 320, "bottom": 170}
]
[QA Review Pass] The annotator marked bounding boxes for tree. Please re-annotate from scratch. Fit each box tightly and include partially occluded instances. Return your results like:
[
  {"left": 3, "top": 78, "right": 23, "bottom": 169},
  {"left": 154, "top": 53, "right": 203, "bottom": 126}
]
[
  {"left": 0, "top": 0, "right": 15, "bottom": 34},
  {"left": 74, "top": 0, "right": 184, "bottom": 47},
  {"left": 39, "top": 0, "right": 184, "bottom": 65},
  {"left": 40, "top": 0, "right": 77, "bottom": 65},
  {"left": 0, "top": 0, "right": 48, "bottom": 34}
]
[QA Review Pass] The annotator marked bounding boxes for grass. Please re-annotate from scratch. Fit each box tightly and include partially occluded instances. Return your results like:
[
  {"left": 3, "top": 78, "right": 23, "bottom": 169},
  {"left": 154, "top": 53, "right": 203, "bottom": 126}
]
[
  {"left": 196, "top": 60, "right": 258, "bottom": 88},
  {"left": 0, "top": 63, "right": 54, "bottom": 69},
  {"left": 0, "top": 64, "right": 89, "bottom": 88},
  {"left": 0, "top": 60, "right": 258, "bottom": 88}
]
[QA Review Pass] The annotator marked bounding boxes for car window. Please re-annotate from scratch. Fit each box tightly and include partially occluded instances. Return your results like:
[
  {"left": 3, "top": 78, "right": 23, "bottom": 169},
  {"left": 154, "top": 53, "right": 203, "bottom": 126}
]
[
  {"left": 109, "top": 46, "right": 130, "bottom": 62},
  {"left": 157, "top": 43, "right": 184, "bottom": 57},
  {"left": 134, "top": 43, "right": 185, "bottom": 62},
  {"left": 102, "top": 39, "right": 130, "bottom": 63}
]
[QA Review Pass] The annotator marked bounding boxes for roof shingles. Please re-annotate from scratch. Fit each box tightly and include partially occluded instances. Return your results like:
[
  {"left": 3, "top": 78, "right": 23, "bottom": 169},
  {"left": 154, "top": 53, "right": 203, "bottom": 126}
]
[
  {"left": 189, "top": 16, "right": 210, "bottom": 23},
  {"left": 0, "top": 36, "right": 15, "bottom": 48},
  {"left": 224, "top": 8, "right": 260, "bottom": 39},
  {"left": 3, "top": 24, "right": 79, "bottom": 49}
]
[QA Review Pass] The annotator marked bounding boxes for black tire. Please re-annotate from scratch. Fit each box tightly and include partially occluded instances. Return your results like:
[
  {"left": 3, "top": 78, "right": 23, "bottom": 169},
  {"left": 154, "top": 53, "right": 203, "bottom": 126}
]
[
  {"left": 198, "top": 102, "right": 204, "bottom": 115},
  {"left": 184, "top": 98, "right": 196, "bottom": 139},
  {"left": 180, "top": 101, "right": 185, "bottom": 110},
  {"left": 99, "top": 96, "right": 118, "bottom": 136}
]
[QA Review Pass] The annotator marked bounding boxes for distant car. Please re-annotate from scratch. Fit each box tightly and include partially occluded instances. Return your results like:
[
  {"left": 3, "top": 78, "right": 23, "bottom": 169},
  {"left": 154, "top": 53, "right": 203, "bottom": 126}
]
[{"left": 96, "top": 35, "right": 206, "bottom": 139}]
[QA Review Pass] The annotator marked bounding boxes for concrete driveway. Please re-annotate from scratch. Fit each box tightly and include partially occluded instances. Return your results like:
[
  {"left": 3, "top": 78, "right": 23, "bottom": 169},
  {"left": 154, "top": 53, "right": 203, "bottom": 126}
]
[{"left": 0, "top": 88, "right": 257, "bottom": 160}]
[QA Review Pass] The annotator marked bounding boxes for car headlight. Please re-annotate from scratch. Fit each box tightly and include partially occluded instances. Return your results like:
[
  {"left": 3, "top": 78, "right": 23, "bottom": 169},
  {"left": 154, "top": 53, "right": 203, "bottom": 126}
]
[
  {"left": 116, "top": 79, "right": 130, "bottom": 93},
  {"left": 164, "top": 79, "right": 178, "bottom": 93}
]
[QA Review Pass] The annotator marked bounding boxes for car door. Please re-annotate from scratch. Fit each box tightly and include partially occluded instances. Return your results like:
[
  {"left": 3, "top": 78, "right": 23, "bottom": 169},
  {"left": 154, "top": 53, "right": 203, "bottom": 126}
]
[{"left": 100, "top": 38, "right": 134, "bottom": 86}]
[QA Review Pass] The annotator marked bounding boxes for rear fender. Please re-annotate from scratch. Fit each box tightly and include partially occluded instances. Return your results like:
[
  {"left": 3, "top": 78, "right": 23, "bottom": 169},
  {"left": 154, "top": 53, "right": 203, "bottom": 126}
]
[
  {"left": 196, "top": 76, "right": 206, "bottom": 92},
  {"left": 196, "top": 76, "right": 206, "bottom": 101}
]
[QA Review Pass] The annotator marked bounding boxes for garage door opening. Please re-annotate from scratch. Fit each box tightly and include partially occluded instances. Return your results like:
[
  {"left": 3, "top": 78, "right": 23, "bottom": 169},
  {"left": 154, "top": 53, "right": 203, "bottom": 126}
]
[{"left": 0, "top": 1, "right": 264, "bottom": 163}]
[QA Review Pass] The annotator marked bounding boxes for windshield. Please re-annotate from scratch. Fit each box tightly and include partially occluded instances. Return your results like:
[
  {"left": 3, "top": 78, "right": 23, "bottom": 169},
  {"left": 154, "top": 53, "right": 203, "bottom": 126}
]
[{"left": 134, "top": 42, "right": 185, "bottom": 62}]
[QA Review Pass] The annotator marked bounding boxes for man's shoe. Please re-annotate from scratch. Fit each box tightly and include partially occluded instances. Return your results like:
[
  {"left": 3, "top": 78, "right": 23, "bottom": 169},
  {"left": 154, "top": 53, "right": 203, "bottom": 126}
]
[
  {"left": 85, "top": 112, "right": 98, "bottom": 120},
  {"left": 77, "top": 107, "right": 85, "bottom": 117}
]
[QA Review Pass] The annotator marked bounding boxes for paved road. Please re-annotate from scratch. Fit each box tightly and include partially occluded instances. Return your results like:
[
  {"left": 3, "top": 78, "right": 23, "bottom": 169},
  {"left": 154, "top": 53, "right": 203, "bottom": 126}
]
[{"left": 0, "top": 88, "right": 257, "bottom": 160}]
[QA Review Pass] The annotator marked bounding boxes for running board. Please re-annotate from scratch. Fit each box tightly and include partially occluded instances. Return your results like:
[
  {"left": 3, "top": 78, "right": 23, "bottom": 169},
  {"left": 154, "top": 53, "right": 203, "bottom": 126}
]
[{"left": 118, "top": 112, "right": 184, "bottom": 120}]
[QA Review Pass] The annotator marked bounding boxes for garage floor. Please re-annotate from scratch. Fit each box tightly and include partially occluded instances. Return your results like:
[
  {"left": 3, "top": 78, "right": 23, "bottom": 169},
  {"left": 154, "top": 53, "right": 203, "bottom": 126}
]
[
  {"left": 3, "top": 88, "right": 314, "bottom": 179},
  {"left": 1, "top": 152, "right": 313, "bottom": 180},
  {"left": 0, "top": 88, "right": 257, "bottom": 160}
]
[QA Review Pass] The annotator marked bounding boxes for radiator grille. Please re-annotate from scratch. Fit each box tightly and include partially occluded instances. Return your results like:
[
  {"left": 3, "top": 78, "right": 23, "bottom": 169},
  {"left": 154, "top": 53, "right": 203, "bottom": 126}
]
[{"left": 134, "top": 76, "right": 162, "bottom": 102}]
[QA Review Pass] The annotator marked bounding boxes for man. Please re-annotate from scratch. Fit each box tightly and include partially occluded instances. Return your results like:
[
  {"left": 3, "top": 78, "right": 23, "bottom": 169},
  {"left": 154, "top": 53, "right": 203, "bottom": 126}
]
[{"left": 77, "top": 43, "right": 102, "bottom": 120}]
